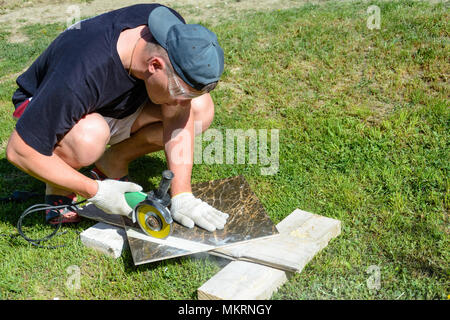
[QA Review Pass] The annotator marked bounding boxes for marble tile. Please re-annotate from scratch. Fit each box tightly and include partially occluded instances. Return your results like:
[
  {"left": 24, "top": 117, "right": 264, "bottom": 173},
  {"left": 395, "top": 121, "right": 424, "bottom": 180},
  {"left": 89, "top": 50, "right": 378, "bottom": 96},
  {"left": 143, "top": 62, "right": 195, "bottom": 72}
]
[
  {"left": 78, "top": 175, "right": 278, "bottom": 265},
  {"left": 77, "top": 204, "right": 123, "bottom": 227}
]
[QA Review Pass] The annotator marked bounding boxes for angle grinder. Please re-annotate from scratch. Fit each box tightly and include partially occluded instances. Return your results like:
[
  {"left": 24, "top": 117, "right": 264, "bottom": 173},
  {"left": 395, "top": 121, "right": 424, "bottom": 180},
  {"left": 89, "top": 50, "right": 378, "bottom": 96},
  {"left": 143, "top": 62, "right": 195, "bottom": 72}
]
[{"left": 124, "top": 170, "right": 175, "bottom": 239}]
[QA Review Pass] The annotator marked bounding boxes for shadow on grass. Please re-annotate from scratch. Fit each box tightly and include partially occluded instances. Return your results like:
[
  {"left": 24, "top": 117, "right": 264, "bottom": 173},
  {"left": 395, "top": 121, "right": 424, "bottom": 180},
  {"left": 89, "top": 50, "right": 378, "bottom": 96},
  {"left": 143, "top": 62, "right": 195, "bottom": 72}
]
[
  {"left": 0, "top": 158, "right": 45, "bottom": 231},
  {"left": 122, "top": 249, "right": 230, "bottom": 299},
  {"left": 127, "top": 153, "right": 168, "bottom": 191}
]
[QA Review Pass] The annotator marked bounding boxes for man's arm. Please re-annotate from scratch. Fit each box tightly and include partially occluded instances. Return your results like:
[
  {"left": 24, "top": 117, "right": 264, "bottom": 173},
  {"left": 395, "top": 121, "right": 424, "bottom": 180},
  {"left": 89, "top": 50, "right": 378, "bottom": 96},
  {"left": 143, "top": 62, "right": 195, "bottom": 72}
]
[
  {"left": 6, "top": 129, "right": 99, "bottom": 198},
  {"left": 160, "top": 101, "right": 194, "bottom": 196},
  {"left": 160, "top": 101, "right": 229, "bottom": 231}
]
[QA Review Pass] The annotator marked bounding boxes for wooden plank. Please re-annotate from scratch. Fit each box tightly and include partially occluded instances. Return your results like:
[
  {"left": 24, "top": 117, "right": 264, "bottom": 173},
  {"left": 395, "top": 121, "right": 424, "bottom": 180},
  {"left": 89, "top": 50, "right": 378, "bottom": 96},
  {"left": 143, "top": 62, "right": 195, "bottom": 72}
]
[
  {"left": 276, "top": 209, "right": 314, "bottom": 233},
  {"left": 212, "top": 209, "right": 341, "bottom": 272},
  {"left": 197, "top": 261, "right": 288, "bottom": 300},
  {"left": 198, "top": 209, "right": 341, "bottom": 300}
]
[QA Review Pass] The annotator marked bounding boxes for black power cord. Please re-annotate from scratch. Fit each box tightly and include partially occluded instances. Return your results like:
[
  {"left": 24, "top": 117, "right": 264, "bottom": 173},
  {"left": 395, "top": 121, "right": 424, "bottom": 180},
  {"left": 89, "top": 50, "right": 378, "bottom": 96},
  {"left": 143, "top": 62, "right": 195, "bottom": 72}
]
[{"left": 16, "top": 199, "right": 87, "bottom": 249}]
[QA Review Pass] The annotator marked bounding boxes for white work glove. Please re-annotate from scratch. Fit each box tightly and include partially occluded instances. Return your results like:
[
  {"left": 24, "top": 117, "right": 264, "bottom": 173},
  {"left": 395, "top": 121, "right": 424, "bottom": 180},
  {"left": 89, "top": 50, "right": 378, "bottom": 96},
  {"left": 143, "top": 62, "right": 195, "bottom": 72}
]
[
  {"left": 88, "top": 179, "right": 143, "bottom": 216},
  {"left": 170, "top": 192, "right": 229, "bottom": 232}
]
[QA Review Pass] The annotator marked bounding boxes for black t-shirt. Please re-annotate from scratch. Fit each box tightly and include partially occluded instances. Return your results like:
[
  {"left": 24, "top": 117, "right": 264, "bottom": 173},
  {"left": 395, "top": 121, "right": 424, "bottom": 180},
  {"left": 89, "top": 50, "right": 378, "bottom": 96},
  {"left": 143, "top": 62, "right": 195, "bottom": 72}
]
[{"left": 13, "top": 3, "right": 185, "bottom": 156}]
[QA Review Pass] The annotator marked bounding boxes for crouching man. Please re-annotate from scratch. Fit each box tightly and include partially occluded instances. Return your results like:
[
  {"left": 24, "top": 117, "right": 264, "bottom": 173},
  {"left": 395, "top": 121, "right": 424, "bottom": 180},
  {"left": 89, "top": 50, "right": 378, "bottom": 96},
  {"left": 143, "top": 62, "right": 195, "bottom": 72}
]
[{"left": 6, "top": 4, "right": 229, "bottom": 232}]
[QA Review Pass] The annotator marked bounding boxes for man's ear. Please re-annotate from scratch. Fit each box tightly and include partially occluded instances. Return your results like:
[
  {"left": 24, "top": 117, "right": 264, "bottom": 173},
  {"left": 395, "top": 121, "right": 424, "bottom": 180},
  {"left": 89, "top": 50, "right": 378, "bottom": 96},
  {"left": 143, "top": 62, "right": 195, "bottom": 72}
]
[{"left": 147, "top": 57, "right": 164, "bottom": 75}]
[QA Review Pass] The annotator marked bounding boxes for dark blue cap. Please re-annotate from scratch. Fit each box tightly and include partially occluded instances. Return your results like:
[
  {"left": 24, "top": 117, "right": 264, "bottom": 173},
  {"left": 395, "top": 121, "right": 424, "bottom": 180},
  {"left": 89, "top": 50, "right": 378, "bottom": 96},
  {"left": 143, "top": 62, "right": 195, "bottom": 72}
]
[{"left": 148, "top": 6, "right": 224, "bottom": 91}]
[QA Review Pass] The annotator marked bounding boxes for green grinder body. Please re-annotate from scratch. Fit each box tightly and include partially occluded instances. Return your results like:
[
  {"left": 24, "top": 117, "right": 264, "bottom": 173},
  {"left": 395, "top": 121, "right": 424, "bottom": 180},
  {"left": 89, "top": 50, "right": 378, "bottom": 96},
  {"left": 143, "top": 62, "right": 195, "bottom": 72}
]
[{"left": 124, "top": 191, "right": 147, "bottom": 209}]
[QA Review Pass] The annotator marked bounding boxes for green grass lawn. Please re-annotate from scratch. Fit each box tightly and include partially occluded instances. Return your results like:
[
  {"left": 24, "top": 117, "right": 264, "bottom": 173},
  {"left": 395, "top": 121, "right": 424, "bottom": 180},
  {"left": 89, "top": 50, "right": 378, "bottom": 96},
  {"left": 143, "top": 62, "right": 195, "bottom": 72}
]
[
  {"left": 0, "top": 0, "right": 448, "bottom": 299},
  {"left": 0, "top": 0, "right": 94, "bottom": 14}
]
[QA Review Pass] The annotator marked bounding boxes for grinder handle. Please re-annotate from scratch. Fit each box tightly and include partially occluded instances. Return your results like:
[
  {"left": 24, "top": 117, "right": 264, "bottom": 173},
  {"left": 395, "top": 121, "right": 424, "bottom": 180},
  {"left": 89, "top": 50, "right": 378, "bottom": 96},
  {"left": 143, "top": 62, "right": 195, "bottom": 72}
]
[{"left": 155, "top": 170, "right": 174, "bottom": 200}]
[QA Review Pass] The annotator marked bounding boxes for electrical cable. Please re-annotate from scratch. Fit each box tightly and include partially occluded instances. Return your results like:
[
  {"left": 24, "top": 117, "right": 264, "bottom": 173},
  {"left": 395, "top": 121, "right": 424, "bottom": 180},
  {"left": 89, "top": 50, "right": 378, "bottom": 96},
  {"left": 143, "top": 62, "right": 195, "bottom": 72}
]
[{"left": 16, "top": 199, "right": 87, "bottom": 249}]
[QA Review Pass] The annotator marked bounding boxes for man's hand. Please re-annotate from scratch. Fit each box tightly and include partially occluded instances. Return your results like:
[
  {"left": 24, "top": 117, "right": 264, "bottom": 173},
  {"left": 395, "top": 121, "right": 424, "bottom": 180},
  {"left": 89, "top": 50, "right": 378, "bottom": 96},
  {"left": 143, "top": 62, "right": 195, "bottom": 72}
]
[
  {"left": 88, "top": 179, "right": 143, "bottom": 216},
  {"left": 170, "top": 192, "right": 229, "bottom": 232}
]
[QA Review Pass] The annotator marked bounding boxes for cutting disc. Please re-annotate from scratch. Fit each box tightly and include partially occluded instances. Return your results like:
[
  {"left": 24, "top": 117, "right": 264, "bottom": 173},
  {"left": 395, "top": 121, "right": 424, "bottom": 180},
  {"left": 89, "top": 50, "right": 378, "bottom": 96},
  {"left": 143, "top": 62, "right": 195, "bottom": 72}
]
[{"left": 135, "top": 204, "right": 172, "bottom": 239}]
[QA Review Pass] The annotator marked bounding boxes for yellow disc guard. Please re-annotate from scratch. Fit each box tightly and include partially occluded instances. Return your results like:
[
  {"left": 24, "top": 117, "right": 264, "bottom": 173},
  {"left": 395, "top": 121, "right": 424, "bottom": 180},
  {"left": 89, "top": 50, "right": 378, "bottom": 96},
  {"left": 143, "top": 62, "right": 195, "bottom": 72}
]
[{"left": 135, "top": 204, "right": 172, "bottom": 239}]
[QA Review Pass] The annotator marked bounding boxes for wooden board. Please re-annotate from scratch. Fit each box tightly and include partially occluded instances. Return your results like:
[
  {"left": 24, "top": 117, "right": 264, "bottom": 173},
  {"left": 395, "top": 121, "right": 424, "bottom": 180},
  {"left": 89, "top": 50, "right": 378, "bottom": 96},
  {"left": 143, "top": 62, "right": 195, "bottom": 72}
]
[
  {"left": 197, "top": 261, "right": 288, "bottom": 300},
  {"left": 197, "top": 209, "right": 341, "bottom": 300},
  {"left": 213, "top": 209, "right": 341, "bottom": 272}
]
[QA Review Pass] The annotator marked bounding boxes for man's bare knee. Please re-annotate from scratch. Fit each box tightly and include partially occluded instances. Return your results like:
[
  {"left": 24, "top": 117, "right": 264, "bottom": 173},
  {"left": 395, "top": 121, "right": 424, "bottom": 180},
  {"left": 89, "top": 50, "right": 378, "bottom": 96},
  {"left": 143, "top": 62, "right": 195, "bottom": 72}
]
[{"left": 55, "top": 113, "right": 110, "bottom": 168}]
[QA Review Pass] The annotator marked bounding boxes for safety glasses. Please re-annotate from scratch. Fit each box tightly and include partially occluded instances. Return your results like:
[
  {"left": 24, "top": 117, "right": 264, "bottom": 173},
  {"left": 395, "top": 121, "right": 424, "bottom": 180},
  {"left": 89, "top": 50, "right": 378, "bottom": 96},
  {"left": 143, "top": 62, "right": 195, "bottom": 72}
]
[{"left": 166, "top": 65, "right": 205, "bottom": 99}]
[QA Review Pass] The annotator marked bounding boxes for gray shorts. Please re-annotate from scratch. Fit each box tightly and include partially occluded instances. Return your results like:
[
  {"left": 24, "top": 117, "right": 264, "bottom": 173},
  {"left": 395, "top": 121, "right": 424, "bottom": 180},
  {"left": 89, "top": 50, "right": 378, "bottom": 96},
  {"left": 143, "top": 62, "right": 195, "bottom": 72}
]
[{"left": 103, "top": 100, "right": 146, "bottom": 145}]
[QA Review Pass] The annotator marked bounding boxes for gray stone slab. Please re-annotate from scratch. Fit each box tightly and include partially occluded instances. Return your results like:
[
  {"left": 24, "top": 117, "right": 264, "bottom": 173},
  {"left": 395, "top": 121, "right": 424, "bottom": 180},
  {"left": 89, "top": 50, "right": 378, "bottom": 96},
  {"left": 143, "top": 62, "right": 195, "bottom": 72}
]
[{"left": 79, "top": 222, "right": 128, "bottom": 259}]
